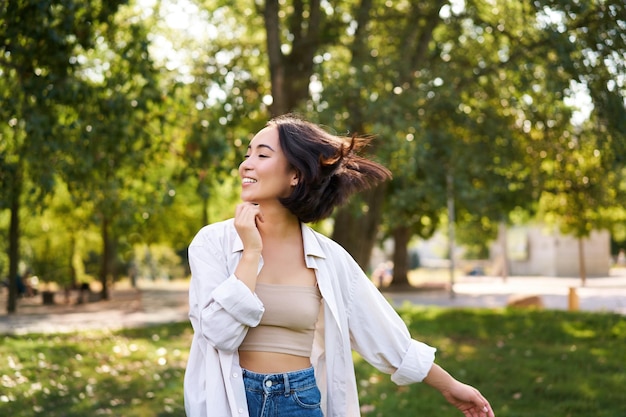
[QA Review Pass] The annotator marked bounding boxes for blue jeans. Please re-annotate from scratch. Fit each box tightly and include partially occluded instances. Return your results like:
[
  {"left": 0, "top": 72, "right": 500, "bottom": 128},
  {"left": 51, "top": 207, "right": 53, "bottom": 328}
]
[{"left": 242, "top": 366, "right": 323, "bottom": 417}]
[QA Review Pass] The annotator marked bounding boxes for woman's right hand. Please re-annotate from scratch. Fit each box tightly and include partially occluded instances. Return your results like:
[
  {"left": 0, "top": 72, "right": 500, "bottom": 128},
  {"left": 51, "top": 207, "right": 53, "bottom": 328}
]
[{"left": 234, "top": 202, "right": 264, "bottom": 253}]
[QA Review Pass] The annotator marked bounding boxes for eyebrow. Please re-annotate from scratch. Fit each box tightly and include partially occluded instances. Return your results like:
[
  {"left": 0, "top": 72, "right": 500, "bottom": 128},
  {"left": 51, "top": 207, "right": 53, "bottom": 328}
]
[{"left": 247, "top": 143, "right": 276, "bottom": 152}]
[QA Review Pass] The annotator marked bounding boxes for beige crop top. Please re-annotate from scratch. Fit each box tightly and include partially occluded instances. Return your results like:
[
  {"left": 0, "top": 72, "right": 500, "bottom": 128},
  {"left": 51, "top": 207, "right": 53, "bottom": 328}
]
[{"left": 239, "top": 283, "right": 322, "bottom": 357}]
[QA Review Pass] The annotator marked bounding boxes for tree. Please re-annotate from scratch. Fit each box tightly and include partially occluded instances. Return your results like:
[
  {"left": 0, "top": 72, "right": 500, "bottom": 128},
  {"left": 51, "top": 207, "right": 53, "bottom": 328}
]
[
  {"left": 263, "top": 0, "right": 332, "bottom": 116},
  {"left": 59, "top": 4, "right": 165, "bottom": 299},
  {"left": 0, "top": 0, "right": 126, "bottom": 312},
  {"left": 523, "top": 0, "right": 626, "bottom": 284},
  {"left": 538, "top": 124, "right": 626, "bottom": 285},
  {"left": 323, "top": 1, "right": 450, "bottom": 270},
  {"left": 324, "top": 0, "right": 626, "bottom": 285},
  {"left": 186, "top": 0, "right": 357, "bottom": 226}
]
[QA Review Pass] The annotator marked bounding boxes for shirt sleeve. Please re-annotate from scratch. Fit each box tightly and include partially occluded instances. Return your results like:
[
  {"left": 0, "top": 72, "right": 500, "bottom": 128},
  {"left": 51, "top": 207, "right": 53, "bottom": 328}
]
[
  {"left": 345, "top": 258, "right": 436, "bottom": 384},
  {"left": 188, "top": 229, "right": 265, "bottom": 352}
]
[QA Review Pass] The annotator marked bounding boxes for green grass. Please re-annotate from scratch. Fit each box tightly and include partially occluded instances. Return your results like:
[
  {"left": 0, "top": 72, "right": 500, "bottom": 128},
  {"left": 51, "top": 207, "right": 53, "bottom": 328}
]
[
  {"left": 0, "top": 322, "right": 192, "bottom": 417},
  {"left": 1, "top": 308, "right": 625, "bottom": 417}
]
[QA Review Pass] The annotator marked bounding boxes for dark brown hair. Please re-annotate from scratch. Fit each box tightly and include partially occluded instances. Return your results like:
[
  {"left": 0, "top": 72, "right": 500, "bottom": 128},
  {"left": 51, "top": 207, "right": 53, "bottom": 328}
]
[{"left": 268, "top": 114, "right": 392, "bottom": 223}]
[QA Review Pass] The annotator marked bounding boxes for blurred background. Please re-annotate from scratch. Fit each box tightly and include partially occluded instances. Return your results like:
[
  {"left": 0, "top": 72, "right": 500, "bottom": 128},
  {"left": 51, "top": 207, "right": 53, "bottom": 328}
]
[{"left": 1, "top": 0, "right": 625, "bottom": 312}]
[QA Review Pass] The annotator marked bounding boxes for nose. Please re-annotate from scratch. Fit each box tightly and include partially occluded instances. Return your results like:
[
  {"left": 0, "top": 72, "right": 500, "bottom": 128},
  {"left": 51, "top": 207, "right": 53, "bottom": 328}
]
[{"left": 239, "top": 158, "right": 251, "bottom": 174}]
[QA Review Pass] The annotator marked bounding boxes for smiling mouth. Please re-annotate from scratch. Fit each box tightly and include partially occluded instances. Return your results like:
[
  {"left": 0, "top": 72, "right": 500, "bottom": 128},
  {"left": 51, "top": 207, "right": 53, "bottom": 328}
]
[{"left": 242, "top": 178, "right": 257, "bottom": 184}]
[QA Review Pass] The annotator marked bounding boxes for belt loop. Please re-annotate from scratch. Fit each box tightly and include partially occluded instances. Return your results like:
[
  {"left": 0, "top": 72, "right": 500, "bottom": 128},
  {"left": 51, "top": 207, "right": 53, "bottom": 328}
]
[{"left": 283, "top": 372, "right": 290, "bottom": 395}]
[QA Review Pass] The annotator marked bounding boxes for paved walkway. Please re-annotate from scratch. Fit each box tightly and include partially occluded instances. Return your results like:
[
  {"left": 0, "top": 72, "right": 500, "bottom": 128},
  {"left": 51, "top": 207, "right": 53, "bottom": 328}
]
[
  {"left": 0, "top": 280, "right": 190, "bottom": 335},
  {"left": 385, "top": 274, "right": 626, "bottom": 314},
  {"left": 1, "top": 272, "right": 625, "bottom": 335}
]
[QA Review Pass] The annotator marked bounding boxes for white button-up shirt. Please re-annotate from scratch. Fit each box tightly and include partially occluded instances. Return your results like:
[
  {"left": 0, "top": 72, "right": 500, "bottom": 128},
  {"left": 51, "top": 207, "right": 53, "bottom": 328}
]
[{"left": 184, "top": 219, "right": 436, "bottom": 417}]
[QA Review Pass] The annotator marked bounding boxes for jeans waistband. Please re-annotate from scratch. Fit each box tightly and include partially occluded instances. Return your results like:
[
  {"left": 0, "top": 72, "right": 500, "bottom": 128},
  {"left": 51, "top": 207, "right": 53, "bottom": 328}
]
[{"left": 242, "top": 366, "right": 316, "bottom": 395}]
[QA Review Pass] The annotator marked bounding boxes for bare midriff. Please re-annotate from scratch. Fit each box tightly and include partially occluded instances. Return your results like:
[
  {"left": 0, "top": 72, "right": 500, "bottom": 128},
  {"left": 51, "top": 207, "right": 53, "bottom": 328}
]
[{"left": 239, "top": 351, "right": 311, "bottom": 373}]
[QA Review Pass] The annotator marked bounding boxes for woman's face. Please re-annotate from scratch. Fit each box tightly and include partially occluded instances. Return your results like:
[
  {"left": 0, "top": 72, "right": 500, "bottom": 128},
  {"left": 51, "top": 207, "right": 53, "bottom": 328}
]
[{"left": 238, "top": 125, "right": 298, "bottom": 204}]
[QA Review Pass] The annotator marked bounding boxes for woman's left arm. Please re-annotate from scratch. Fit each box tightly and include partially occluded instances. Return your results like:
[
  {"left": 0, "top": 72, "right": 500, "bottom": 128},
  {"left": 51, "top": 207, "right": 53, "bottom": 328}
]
[
  {"left": 345, "top": 260, "right": 494, "bottom": 416},
  {"left": 423, "top": 364, "right": 495, "bottom": 417}
]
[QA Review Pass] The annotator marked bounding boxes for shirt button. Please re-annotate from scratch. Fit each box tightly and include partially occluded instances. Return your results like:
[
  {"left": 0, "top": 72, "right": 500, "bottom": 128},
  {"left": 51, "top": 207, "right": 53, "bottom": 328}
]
[
  {"left": 232, "top": 372, "right": 238, "bottom": 378},
  {"left": 265, "top": 380, "right": 272, "bottom": 387},
  {"left": 238, "top": 408, "right": 244, "bottom": 413}
]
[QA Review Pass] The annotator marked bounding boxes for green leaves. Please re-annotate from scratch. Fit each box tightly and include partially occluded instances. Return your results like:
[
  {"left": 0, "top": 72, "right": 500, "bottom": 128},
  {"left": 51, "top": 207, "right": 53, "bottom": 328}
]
[{"left": 2, "top": 0, "right": 625, "bottom": 296}]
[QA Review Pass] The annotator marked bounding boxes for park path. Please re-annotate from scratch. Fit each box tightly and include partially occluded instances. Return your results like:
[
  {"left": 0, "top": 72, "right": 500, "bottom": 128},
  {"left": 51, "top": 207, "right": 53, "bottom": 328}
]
[
  {"left": 384, "top": 273, "right": 626, "bottom": 314},
  {"left": 0, "top": 280, "right": 190, "bottom": 335},
  {"left": 1, "top": 272, "right": 625, "bottom": 335}
]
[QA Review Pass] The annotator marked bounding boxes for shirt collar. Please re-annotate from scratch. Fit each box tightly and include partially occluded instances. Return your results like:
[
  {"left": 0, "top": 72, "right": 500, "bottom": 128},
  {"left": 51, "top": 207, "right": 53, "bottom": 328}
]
[
  {"left": 231, "top": 222, "right": 326, "bottom": 260},
  {"left": 301, "top": 223, "right": 326, "bottom": 259}
]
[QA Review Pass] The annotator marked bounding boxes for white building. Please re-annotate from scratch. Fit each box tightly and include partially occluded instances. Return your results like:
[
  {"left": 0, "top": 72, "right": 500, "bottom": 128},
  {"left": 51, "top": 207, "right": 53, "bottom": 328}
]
[{"left": 501, "top": 225, "right": 611, "bottom": 277}]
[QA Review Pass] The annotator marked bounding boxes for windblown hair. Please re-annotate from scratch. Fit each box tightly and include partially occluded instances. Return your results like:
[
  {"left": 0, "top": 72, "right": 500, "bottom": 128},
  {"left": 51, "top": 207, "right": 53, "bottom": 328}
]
[{"left": 269, "top": 114, "right": 392, "bottom": 223}]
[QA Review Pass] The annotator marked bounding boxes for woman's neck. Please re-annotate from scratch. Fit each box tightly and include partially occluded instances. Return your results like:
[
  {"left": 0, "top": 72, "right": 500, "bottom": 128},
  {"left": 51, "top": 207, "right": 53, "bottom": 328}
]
[{"left": 255, "top": 204, "right": 301, "bottom": 240}]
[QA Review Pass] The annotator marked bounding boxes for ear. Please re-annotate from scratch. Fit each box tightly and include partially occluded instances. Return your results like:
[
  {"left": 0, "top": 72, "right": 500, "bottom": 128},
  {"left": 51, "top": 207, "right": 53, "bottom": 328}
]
[{"left": 290, "top": 172, "right": 299, "bottom": 186}]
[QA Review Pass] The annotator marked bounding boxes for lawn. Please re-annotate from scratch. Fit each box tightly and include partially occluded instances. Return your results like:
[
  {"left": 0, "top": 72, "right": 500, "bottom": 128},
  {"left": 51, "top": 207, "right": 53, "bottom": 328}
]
[{"left": 1, "top": 307, "right": 624, "bottom": 417}]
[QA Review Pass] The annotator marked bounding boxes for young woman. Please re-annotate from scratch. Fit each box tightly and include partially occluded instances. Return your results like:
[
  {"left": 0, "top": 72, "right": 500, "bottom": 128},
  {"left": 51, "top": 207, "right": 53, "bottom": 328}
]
[{"left": 184, "top": 114, "right": 495, "bottom": 417}]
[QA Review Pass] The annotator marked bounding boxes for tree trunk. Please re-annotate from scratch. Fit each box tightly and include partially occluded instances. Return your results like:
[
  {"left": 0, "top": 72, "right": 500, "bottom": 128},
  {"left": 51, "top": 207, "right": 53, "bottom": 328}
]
[
  {"left": 498, "top": 221, "right": 509, "bottom": 283},
  {"left": 388, "top": 225, "right": 411, "bottom": 289},
  {"left": 331, "top": 184, "right": 387, "bottom": 269},
  {"left": 99, "top": 216, "right": 111, "bottom": 300},
  {"left": 447, "top": 170, "right": 456, "bottom": 298},
  {"left": 264, "top": 0, "right": 321, "bottom": 116},
  {"left": 263, "top": 0, "right": 286, "bottom": 116},
  {"left": 578, "top": 237, "right": 587, "bottom": 287},
  {"left": 202, "top": 195, "right": 209, "bottom": 227},
  {"left": 69, "top": 234, "right": 78, "bottom": 289},
  {"left": 6, "top": 172, "right": 22, "bottom": 314}
]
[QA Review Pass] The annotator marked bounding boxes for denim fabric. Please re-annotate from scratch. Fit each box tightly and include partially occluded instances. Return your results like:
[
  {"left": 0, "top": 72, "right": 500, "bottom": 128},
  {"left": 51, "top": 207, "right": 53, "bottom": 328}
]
[{"left": 243, "top": 366, "right": 323, "bottom": 417}]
